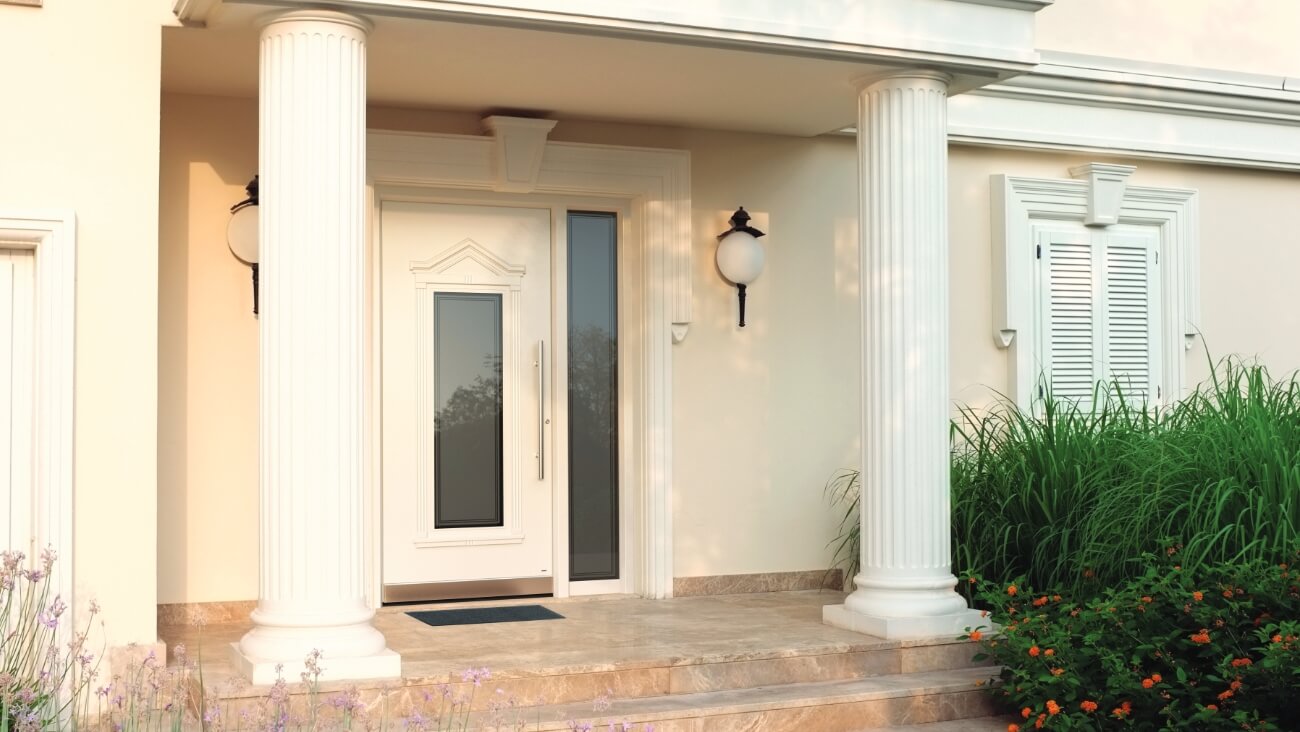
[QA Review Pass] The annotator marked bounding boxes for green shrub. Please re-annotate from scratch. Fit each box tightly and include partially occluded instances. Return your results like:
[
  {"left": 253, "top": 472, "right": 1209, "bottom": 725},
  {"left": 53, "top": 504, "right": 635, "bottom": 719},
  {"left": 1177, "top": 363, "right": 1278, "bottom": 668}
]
[
  {"left": 963, "top": 550, "right": 1300, "bottom": 730},
  {"left": 952, "top": 358, "right": 1300, "bottom": 597}
]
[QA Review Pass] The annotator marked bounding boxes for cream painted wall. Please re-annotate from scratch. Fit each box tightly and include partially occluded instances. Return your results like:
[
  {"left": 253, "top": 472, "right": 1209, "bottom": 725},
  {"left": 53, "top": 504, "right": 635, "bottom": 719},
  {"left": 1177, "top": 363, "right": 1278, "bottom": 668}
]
[
  {"left": 158, "top": 95, "right": 261, "bottom": 604},
  {"left": 949, "top": 146, "right": 1300, "bottom": 399},
  {"left": 0, "top": 2, "right": 173, "bottom": 647},
  {"left": 158, "top": 92, "right": 1300, "bottom": 602},
  {"left": 1037, "top": 0, "right": 1300, "bottom": 77}
]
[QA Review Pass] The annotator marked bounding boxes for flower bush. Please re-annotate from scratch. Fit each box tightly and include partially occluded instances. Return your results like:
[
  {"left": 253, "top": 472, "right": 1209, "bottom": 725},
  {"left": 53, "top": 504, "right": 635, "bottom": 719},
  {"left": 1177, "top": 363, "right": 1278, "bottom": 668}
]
[
  {"left": 963, "top": 549, "right": 1300, "bottom": 730},
  {"left": 1, "top": 549, "right": 102, "bottom": 730}
]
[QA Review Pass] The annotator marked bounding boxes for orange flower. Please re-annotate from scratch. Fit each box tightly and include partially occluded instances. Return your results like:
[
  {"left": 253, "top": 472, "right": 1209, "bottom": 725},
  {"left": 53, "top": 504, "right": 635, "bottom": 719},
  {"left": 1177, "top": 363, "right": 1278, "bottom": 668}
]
[
  {"left": 1218, "top": 690, "right": 1234, "bottom": 701},
  {"left": 1008, "top": 726, "right": 1019, "bottom": 732},
  {"left": 1044, "top": 648, "right": 1055, "bottom": 657},
  {"left": 1190, "top": 629, "right": 1212, "bottom": 644},
  {"left": 1050, "top": 667, "right": 1064, "bottom": 677},
  {"left": 1046, "top": 700, "right": 1061, "bottom": 716},
  {"left": 1230, "top": 680, "right": 1242, "bottom": 691},
  {"left": 1034, "top": 713, "right": 1046, "bottom": 729},
  {"left": 1007, "top": 585, "right": 1018, "bottom": 596},
  {"left": 1033, "top": 596, "right": 1049, "bottom": 607},
  {"left": 1141, "top": 678, "right": 1154, "bottom": 689},
  {"left": 1141, "top": 596, "right": 1153, "bottom": 603},
  {"left": 1272, "top": 634, "right": 1283, "bottom": 644},
  {"left": 1231, "top": 657, "right": 1253, "bottom": 668},
  {"left": 969, "top": 577, "right": 977, "bottom": 584},
  {"left": 1051, "top": 594, "right": 1061, "bottom": 602},
  {"left": 1021, "top": 707, "right": 1033, "bottom": 719},
  {"left": 969, "top": 630, "right": 983, "bottom": 642},
  {"left": 1028, "top": 646, "right": 1041, "bottom": 657},
  {"left": 1206, "top": 704, "right": 1218, "bottom": 712},
  {"left": 1151, "top": 673, "right": 1162, "bottom": 683},
  {"left": 1192, "top": 591, "right": 1204, "bottom": 601},
  {"left": 1223, "top": 589, "right": 1234, "bottom": 598},
  {"left": 1080, "top": 700, "right": 1098, "bottom": 713}
]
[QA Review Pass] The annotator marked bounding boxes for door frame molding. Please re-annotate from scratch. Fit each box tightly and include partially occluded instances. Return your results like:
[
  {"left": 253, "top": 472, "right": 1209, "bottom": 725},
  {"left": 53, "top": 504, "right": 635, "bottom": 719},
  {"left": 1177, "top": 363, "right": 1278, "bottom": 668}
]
[
  {"left": 366, "top": 131, "right": 690, "bottom": 601},
  {"left": 0, "top": 210, "right": 75, "bottom": 628}
]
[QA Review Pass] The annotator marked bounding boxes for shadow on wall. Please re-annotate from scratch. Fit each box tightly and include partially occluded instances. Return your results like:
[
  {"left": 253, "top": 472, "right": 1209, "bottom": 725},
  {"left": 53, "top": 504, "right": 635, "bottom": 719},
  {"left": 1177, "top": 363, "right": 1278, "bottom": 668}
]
[{"left": 157, "top": 93, "right": 261, "bottom": 604}]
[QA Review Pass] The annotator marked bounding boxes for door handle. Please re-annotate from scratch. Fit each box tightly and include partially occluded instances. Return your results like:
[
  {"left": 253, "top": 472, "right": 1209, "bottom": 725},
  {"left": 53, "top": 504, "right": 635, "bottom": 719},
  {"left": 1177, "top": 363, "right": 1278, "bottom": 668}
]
[{"left": 536, "top": 339, "right": 545, "bottom": 480}]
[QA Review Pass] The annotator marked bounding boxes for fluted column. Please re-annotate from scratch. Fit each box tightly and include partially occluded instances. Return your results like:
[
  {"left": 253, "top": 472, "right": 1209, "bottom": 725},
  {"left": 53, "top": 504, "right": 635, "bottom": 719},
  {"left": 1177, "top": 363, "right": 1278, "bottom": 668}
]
[
  {"left": 824, "top": 71, "right": 983, "bottom": 640},
  {"left": 234, "top": 9, "right": 400, "bottom": 684}
]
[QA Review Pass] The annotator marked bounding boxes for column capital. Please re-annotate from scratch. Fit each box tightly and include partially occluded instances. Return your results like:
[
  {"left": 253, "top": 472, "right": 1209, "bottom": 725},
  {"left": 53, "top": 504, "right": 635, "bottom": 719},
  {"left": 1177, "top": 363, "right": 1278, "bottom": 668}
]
[
  {"left": 260, "top": 8, "right": 373, "bottom": 35},
  {"left": 852, "top": 69, "right": 952, "bottom": 92}
]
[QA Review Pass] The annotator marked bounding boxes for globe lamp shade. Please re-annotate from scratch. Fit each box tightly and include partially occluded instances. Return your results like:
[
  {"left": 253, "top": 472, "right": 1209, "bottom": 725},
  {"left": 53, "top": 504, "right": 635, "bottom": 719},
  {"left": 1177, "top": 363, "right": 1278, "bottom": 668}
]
[
  {"left": 716, "top": 230, "right": 764, "bottom": 286},
  {"left": 226, "top": 203, "right": 260, "bottom": 265}
]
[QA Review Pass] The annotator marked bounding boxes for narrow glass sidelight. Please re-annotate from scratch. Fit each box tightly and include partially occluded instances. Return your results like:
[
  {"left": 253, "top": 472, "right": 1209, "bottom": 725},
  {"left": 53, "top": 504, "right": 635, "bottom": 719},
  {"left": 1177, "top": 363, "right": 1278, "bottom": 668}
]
[
  {"left": 433, "top": 292, "right": 504, "bottom": 529},
  {"left": 568, "top": 212, "right": 619, "bottom": 580}
]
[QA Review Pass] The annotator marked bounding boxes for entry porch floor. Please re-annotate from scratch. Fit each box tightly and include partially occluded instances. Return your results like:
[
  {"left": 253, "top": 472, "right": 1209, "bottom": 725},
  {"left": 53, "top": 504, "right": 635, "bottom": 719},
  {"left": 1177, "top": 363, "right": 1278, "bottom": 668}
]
[{"left": 160, "top": 591, "right": 1007, "bottom": 730}]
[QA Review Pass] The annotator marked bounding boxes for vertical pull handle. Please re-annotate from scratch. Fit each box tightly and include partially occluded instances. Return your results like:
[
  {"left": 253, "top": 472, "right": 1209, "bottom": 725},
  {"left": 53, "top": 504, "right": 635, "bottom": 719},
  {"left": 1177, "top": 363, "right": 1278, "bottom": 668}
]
[{"left": 537, "top": 339, "right": 545, "bottom": 480}]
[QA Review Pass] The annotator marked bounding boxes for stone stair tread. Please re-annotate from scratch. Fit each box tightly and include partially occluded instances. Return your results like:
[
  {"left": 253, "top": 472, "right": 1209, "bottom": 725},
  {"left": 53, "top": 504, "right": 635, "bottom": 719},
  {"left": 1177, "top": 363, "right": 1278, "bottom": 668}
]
[
  {"left": 500, "top": 666, "right": 994, "bottom": 728},
  {"left": 858, "top": 717, "right": 1012, "bottom": 731}
]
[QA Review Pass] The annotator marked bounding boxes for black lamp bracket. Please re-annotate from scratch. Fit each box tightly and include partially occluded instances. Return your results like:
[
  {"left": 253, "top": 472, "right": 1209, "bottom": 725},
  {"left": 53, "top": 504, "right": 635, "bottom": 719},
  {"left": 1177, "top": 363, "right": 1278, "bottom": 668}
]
[
  {"left": 717, "top": 206, "right": 765, "bottom": 239},
  {"left": 231, "top": 175, "right": 259, "bottom": 213}
]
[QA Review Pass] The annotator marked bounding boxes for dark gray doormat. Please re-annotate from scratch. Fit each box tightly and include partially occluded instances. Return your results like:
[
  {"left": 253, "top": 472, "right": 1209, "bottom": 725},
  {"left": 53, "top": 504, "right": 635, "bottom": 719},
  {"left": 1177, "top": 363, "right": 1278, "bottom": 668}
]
[{"left": 407, "top": 604, "right": 564, "bottom": 627}]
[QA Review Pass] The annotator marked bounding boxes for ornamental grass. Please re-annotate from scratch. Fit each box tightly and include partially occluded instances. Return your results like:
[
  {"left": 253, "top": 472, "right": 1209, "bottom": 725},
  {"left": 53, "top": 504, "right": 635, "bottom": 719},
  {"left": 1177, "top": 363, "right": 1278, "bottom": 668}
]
[{"left": 952, "top": 357, "right": 1300, "bottom": 598}]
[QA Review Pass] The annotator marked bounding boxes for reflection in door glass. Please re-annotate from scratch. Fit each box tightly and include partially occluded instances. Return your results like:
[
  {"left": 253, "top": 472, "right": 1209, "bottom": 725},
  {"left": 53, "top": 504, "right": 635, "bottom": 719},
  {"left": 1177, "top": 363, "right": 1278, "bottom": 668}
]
[
  {"left": 568, "top": 212, "right": 619, "bottom": 580},
  {"left": 434, "top": 292, "right": 504, "bottom": 528}
]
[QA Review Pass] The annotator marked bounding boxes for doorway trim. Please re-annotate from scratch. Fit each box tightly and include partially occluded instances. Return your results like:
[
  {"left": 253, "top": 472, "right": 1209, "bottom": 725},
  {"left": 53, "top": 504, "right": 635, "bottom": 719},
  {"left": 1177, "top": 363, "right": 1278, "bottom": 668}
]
[
  {"left": 0, "top": 210, "right": 75, "bottom": 629},
  {"left": 365, "top": 130, "right": 690, "bottom": 602}
]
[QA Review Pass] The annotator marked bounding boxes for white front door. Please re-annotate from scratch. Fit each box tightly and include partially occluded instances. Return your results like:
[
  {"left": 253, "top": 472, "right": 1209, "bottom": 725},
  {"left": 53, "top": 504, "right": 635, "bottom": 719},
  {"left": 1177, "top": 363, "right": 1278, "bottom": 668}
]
[{"left": 380, "top": 201, "right": 553, "bottom": 600}]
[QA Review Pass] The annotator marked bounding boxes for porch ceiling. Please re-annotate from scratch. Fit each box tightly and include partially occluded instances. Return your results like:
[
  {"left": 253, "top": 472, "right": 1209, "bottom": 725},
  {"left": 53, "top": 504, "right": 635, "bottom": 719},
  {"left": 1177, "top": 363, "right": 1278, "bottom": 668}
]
[{"left": 166, "top": 5, "right": 940, "bottom": 136}]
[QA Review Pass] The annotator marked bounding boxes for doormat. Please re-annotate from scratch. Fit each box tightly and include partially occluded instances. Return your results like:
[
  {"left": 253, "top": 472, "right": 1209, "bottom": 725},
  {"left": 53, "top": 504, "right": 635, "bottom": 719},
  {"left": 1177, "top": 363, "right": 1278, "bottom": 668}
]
[{"left": 407, "top": 604, "right": 564, "bottom": 627}]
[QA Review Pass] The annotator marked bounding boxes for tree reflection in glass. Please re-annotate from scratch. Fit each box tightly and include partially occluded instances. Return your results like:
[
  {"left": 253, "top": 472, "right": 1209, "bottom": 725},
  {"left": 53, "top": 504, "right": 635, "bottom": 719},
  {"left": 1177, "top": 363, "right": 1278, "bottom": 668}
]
[
  {"left": 433, "top": 292, "right": 504, "bottom": 528},
  {"left": 568, "top": 212, "right": 619, "bottom": 580}
]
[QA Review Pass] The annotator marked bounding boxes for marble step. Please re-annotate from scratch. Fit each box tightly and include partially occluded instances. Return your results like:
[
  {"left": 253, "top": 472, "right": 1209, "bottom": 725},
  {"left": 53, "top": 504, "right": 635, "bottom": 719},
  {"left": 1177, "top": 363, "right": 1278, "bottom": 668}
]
[
  {"left": 860, "top": 717, "right": 1013, "bottom": 731},
  {"left": 492, "top": 666, "right": 998, "bottom": 731},
  {"left": 203, "top": 637, "right": 991, "bottom": 715}
]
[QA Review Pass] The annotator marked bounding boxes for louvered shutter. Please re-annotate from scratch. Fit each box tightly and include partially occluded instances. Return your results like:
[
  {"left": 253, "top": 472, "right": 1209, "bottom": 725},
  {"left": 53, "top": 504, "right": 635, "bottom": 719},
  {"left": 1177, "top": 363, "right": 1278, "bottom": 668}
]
[
  {"left": 1102, "top": 233, "right": 1161, "bottom": 403},
  {"left": 1040, "top": 230, "right": 1098, "bottom": 403}
]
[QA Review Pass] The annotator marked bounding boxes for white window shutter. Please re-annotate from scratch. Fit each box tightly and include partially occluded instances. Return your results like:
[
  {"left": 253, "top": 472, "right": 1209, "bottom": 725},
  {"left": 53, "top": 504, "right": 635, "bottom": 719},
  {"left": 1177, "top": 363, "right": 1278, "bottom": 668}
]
[
  {"left": 1103, "top": 232, "right": 1162, "bottom": 403},
  {"left": 1040, "top": 230, "right": 1097, "bottom": 403}
]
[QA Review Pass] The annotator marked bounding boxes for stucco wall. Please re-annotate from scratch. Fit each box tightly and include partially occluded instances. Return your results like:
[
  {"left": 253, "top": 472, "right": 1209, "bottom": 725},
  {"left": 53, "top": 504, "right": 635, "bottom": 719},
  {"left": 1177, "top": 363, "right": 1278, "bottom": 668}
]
[
  {"left": 1037, "top": 0, "right": 1300, "bottom": 77},
  {"left": 949, "top": 146, "right": 1300, "bottom": 400},
  {"left": 157, "top": 92, "right": 1300, "bottom": 603},
  {"left": 0, "top": 2, "right": 171, "bottom": 648}
]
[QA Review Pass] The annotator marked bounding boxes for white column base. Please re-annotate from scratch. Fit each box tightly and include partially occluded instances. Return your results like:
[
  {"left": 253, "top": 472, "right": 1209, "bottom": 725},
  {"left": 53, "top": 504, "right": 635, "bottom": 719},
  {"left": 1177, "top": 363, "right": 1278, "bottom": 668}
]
[
  {"left": 823, "top": 603, "right": 986, "bottom": 641},
  {"left": 230, "top": 643, "right": 401, "bottom": 687}
]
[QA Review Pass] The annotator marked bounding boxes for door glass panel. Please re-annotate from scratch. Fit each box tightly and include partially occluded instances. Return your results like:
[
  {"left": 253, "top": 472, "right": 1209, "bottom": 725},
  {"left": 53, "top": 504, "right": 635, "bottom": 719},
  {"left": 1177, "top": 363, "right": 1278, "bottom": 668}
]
[
  {"left": 568, "top": 212, "right": 619, "bottom": 580},
  {"left": 434, "top": 292, "right": 504, "bottom": 528}
]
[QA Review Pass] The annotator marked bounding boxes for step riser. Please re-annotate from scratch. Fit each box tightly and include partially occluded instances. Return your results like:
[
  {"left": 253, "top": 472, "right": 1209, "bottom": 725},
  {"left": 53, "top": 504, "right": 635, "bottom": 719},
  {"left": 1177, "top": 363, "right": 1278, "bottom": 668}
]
[
  {"left": 199, "top": 642, "right": 990, "bottom": 714},
  {"left": 538, "top": 689, "right": 996, "bottom": 732}
]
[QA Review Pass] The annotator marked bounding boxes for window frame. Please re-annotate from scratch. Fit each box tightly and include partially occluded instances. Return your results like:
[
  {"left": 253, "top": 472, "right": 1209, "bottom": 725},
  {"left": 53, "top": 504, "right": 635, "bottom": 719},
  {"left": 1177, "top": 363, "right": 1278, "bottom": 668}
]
[{"left": 992, "top": 167, "right": 1199, "bottom": 408}]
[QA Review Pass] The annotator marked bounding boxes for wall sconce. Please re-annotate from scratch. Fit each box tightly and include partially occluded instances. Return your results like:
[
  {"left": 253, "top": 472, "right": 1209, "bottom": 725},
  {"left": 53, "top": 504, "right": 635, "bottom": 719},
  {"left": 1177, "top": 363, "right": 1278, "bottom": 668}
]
[
  {"left": 227, "top": 175, "right": 260, "bottom": 314},
  {"left": 716, "top": 207, "right": 766, "bottom": 327}
]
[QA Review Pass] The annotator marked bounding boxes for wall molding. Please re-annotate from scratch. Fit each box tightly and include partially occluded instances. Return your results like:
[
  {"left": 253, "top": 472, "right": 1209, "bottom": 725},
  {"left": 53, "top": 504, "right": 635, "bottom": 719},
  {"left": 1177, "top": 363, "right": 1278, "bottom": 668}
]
[
  {"left": 367, "top": 130, "right": 690, "bottom": 599},
  {"left": 951, "top": 52, "right": 1300, "bottom": 171},
  {"left": 0, "top": 210, "right": 75, "bottom": 624},
  {"left": 992, "top": 170, "right": 1199, "bottom": 406}
]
